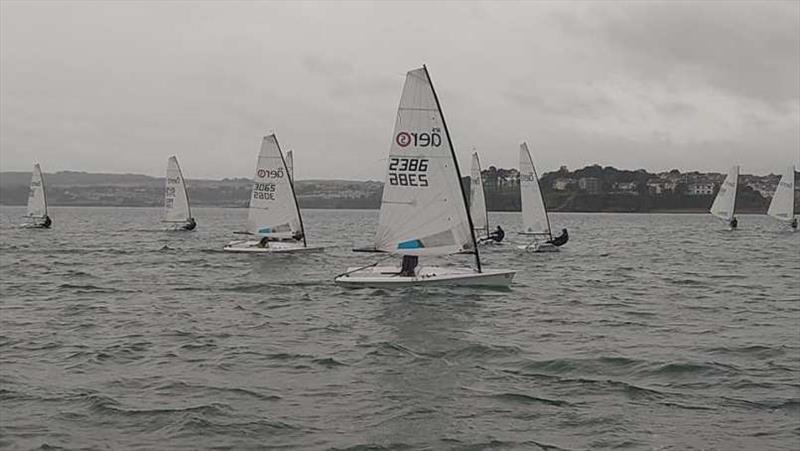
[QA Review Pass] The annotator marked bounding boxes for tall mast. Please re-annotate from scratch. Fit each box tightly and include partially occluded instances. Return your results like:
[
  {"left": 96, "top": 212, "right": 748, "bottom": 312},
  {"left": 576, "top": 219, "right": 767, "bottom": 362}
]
[
  {"left": 527, "top": 144, "right": 552, "bottom": 240},
  {"left": 273, "top": 135, "right": 307, "bottom": 247},
  {"left": 423, "top": 65, "right": 482, "bottom": 272}
]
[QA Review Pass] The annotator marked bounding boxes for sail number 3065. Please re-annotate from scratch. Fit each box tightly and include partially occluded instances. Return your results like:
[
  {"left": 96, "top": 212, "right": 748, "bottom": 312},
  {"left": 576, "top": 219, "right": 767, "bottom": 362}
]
[{"left": 389, "top": 158, "right": 429, "bottom": 187}]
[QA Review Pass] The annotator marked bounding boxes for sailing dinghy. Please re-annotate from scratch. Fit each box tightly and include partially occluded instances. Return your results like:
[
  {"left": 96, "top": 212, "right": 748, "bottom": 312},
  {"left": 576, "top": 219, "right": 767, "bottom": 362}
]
[
  {"left": 334, "top": 66, "right": 515, "bottom": 288},
  {"left": 517, "top": 143, "right": 565, "bottom": 252},
  {"left": 710, "top": 165, "right": 739, "bottom": 230},
  {"left": 164, "top": 156, "right": 196, "bottom": 231},
  {"left": 767, "top": 165, "right": 797, "bottom": 231},
  {"left": 470, "top": 152, "right": 500, "bottom": 246},
  {"left": 224, "top": 135, "right": 321, "bottom": 253},
  {"left": 21, "top": 163, "right": 52, "bottom": 228}
]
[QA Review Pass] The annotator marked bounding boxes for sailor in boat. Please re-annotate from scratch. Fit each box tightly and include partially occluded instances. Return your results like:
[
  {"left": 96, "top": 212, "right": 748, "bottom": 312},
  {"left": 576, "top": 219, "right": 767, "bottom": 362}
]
[
  {"left": 400, "top": 255, "right": 418, "bottom": 277},
  {"left": 547, "top": 228, "right": 569, "bottom": 247},
  {"left": 256, "top": 230, "right": 304, "bottom": 248},
  {"left": 791, "top": 218, "right": 797, "bottom": 230},
  {"left": 181, "top": 217, "right": 197, "bottom": 231},
  {"left": 487, "top": 225, "right": 505, "bottom": 243},
  {"left": 41, "top": 215, "right": 52, "bottom": 229},
  {"left": 729, "top": 217, "right": 738, "bottom": 229}
]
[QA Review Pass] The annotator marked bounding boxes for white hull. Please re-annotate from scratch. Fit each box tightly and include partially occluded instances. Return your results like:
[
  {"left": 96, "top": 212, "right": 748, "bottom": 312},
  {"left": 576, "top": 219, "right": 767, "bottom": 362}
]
[
  {"left": 164, "top": 222, "right": 195, "bottom": 232},
  {"left": 477, "top": 238, "right": 505, "bottom": 247},
  {"left": 518, "top": 241, "right": 559, "bottom": 253},
  {"left": 20, "top": 222, "right": 50, "bottom": 229},
  {"left": 334, "top": 265, "right": 515, "bottom": 287},
  {"left": 223, "top": 240, "right": 323, "bottom": 254}
]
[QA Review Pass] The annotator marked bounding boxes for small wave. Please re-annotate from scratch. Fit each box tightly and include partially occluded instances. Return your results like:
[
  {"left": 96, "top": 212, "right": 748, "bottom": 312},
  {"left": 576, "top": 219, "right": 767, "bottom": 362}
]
[
  {"left": 79, "top": 391, "right": 230, "bottom": 417},
  {"left": 179, "top": 342, "right": 217, "bottom": 351},
  {"left": 442, "top": 342, "right": 522, "bottom": 360},
  {"left": 721, "top": 397, "right": 800, "bottom": 412},
  {"left": 658, "top": 401, "right": 716, "bottom": 411},
  {"left": 312, "top": 357, "right": 347, "bottom": 368},
  {"left": 645, "top": 361, "right": 737, "bottom": 378},
  {"left": 363, "top": 341, "right": 424, "bottom": 359},
  {"left": 489, "top": 391, "right": 571, "bottom": 407},
  {"left": 707, "top": 344, "right": 785, "bottom": 359},
  {"left": 329, "top": 444, "right": 414, "bottom": 451},
  {"left": 172, "top": 417, "right": 299, "bottom": 438},
  {"left": 438, "top": 439, "right": 570, "bottom": 451},
  {"left": 155, "top": 381, "right": 282, "bottom": 401},
  {"left": 58, "top": 283, "right": 139, "bottom": 294}
]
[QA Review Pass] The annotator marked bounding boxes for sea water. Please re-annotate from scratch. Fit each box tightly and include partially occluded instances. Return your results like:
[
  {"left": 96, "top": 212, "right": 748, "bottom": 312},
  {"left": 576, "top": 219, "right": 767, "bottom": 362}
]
[{"left": 1, "top": 207, "right": 798, "bottom": 450}]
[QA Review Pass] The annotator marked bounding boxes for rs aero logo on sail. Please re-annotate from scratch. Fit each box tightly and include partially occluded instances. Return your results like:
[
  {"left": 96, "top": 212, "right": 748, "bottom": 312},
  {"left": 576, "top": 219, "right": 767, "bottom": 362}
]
[{"left": 396, "top": 128, "right": 442, "bottom": 148}]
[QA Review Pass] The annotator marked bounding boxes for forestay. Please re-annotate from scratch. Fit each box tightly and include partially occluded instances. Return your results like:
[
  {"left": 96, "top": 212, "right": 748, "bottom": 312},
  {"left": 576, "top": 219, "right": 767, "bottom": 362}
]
[
  {"left": 246, "top": 135, "right": 304, "bottom": 240},
  {"left": 767, "top": 165, "right": 795, "bottom": 222},
  {"left": 470, "top": 152, "right": 489, "bottom": 235},
  {"left": 26, "top": 163, "right": 47, "bottom": 219},
  {"left": 164, "top": 156, "right": 192, "bottom": 223},
  {"left": 519, "top": 142, "right": 551, "bottom": 236},
  {"left": 374, "top": 67, "right": 476, "bottom": 257},
  {"left": 710, "top": 165, "right": 739, "bottom": 222}
]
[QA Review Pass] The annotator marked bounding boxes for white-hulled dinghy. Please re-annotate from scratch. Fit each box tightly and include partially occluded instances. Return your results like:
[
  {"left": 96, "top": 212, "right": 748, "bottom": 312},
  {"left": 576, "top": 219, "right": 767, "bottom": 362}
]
[
  {"left": 470, "top": 152, "right": 501, "bottom": 246},
  {"left": 335, "top": 66, "right": 515, "bottom": 288},
  {"left": 224, "top": 135, "right": 321, "bottom": 253},
  {"left": 21, "top": 163, "right": 52, "bottom": 228},
  {"left": 164, "top": 156, "right": 197, "bottom": 231},
  {"left": 710, "top": 165, "right": 740, "bottom": 230},
  {"left": 517, "top": 143, "right": 566, "bottom": 252},
  {"left": 767, "top": 165, "right": 797, "bottom": 231}
]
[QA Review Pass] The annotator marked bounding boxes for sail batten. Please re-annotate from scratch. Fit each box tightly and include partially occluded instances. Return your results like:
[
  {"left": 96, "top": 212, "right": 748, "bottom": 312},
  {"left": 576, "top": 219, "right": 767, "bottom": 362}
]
[
  {"left": 164, "top": 156, "right": 192, "bottom": 223},
  {"left": 519, "top": 143, "right": 552, "bottom": 237},
  {"left": 26, "top": 163, "right": 47, "bottom": 218},
  {"left": 374, "top": 66, "right": 479, "bottom": 267},
  {"left": 246, "top": 135, "right": 305, "bottom": 245},
  {"left": 710, "top": 165, "right": 739, "bottom": 222},
  {"left": 768, "top": 165, "right": 796, "bottom": 222}
]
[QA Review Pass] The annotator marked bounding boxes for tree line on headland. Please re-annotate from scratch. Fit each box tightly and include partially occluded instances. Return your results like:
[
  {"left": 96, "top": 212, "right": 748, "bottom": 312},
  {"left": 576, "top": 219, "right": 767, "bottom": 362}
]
[{"left": 0, "top": 165, "right": 796, "bottom": 213}]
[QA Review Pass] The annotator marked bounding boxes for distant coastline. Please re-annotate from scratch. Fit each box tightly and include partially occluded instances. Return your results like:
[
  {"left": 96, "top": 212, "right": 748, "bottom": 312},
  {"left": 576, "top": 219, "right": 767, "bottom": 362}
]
[{"left": 1, "top": 166, "right": 797, "bottom": 213}]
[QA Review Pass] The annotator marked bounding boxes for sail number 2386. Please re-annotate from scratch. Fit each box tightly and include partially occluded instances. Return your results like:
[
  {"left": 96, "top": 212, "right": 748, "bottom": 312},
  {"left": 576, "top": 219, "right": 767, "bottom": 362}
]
[{"left": 388, "top": 158, "right": 429, "bottom": 187}]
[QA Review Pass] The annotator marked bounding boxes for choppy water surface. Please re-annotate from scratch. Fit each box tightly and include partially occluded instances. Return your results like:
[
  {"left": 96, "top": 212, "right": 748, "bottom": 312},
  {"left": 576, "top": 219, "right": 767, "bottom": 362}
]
[{"left": 1, "top": 207, "right": 798, "bottom": 450}]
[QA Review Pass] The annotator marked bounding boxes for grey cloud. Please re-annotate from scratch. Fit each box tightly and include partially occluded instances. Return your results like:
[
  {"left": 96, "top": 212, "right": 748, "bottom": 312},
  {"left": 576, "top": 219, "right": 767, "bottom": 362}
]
[{"left": 573, "top": 1, "right": 800, "bottom": 109}]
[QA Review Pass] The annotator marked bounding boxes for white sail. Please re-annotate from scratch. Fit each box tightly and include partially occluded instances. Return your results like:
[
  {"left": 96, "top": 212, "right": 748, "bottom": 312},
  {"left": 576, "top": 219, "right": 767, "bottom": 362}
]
[
  {"left": 164, "top": 156, "right": 192, "bottom": 223},
  {"left": 374, "top": 67, "right": 476, "bottom": 256},
  {"left": 519, "top": 142, "right": 551, "bottom": 236},
  {"left": 26, "top": 163, "right": 47, "bottom": 218},
  {"left": 246, "top": 135, "right": 304, "bottom": 241},
  {"left": 710, "top": 165, "right": 739, "bottom": 222},
  {"left": 470, "top": 152, "right": 489, "bottom": 235},
  {"left": 767, "top": 165, "right": 796, "bottom": 222},
  {"left": 285, "top": 150, "right": 293, "bottom": 182}
]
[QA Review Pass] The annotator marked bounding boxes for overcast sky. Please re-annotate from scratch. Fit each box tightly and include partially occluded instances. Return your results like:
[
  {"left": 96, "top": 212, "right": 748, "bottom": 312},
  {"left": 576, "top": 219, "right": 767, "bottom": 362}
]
[{"left": 1, "top": 1, "right": 798, "bottom": 180}]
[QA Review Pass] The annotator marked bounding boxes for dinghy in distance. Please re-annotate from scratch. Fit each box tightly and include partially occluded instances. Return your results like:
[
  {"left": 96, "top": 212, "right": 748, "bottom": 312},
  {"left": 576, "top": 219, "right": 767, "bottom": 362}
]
[
  {"left": 334, "top": 66, "right": 515, "bottom": 288},
  {"left": 164, "top": 156, "right": 197, "bottom": 231},
  {"left": 470, "top": 152, "right": 504, "bottom": 246},
  {"left": 517, "top": 143, "right": 566, "bottom": 252},
  {"left": 710, "top": 165, "right": 740, "bottom": 230},
  {"left": 21, "top": 163, "right": 52, "bottom": 228},
  {"left": 224, "top": 135, "right": 322, "bottom": 254},
  {"left": 767, "top": 165, "right": 797, "bottom": 231}
]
